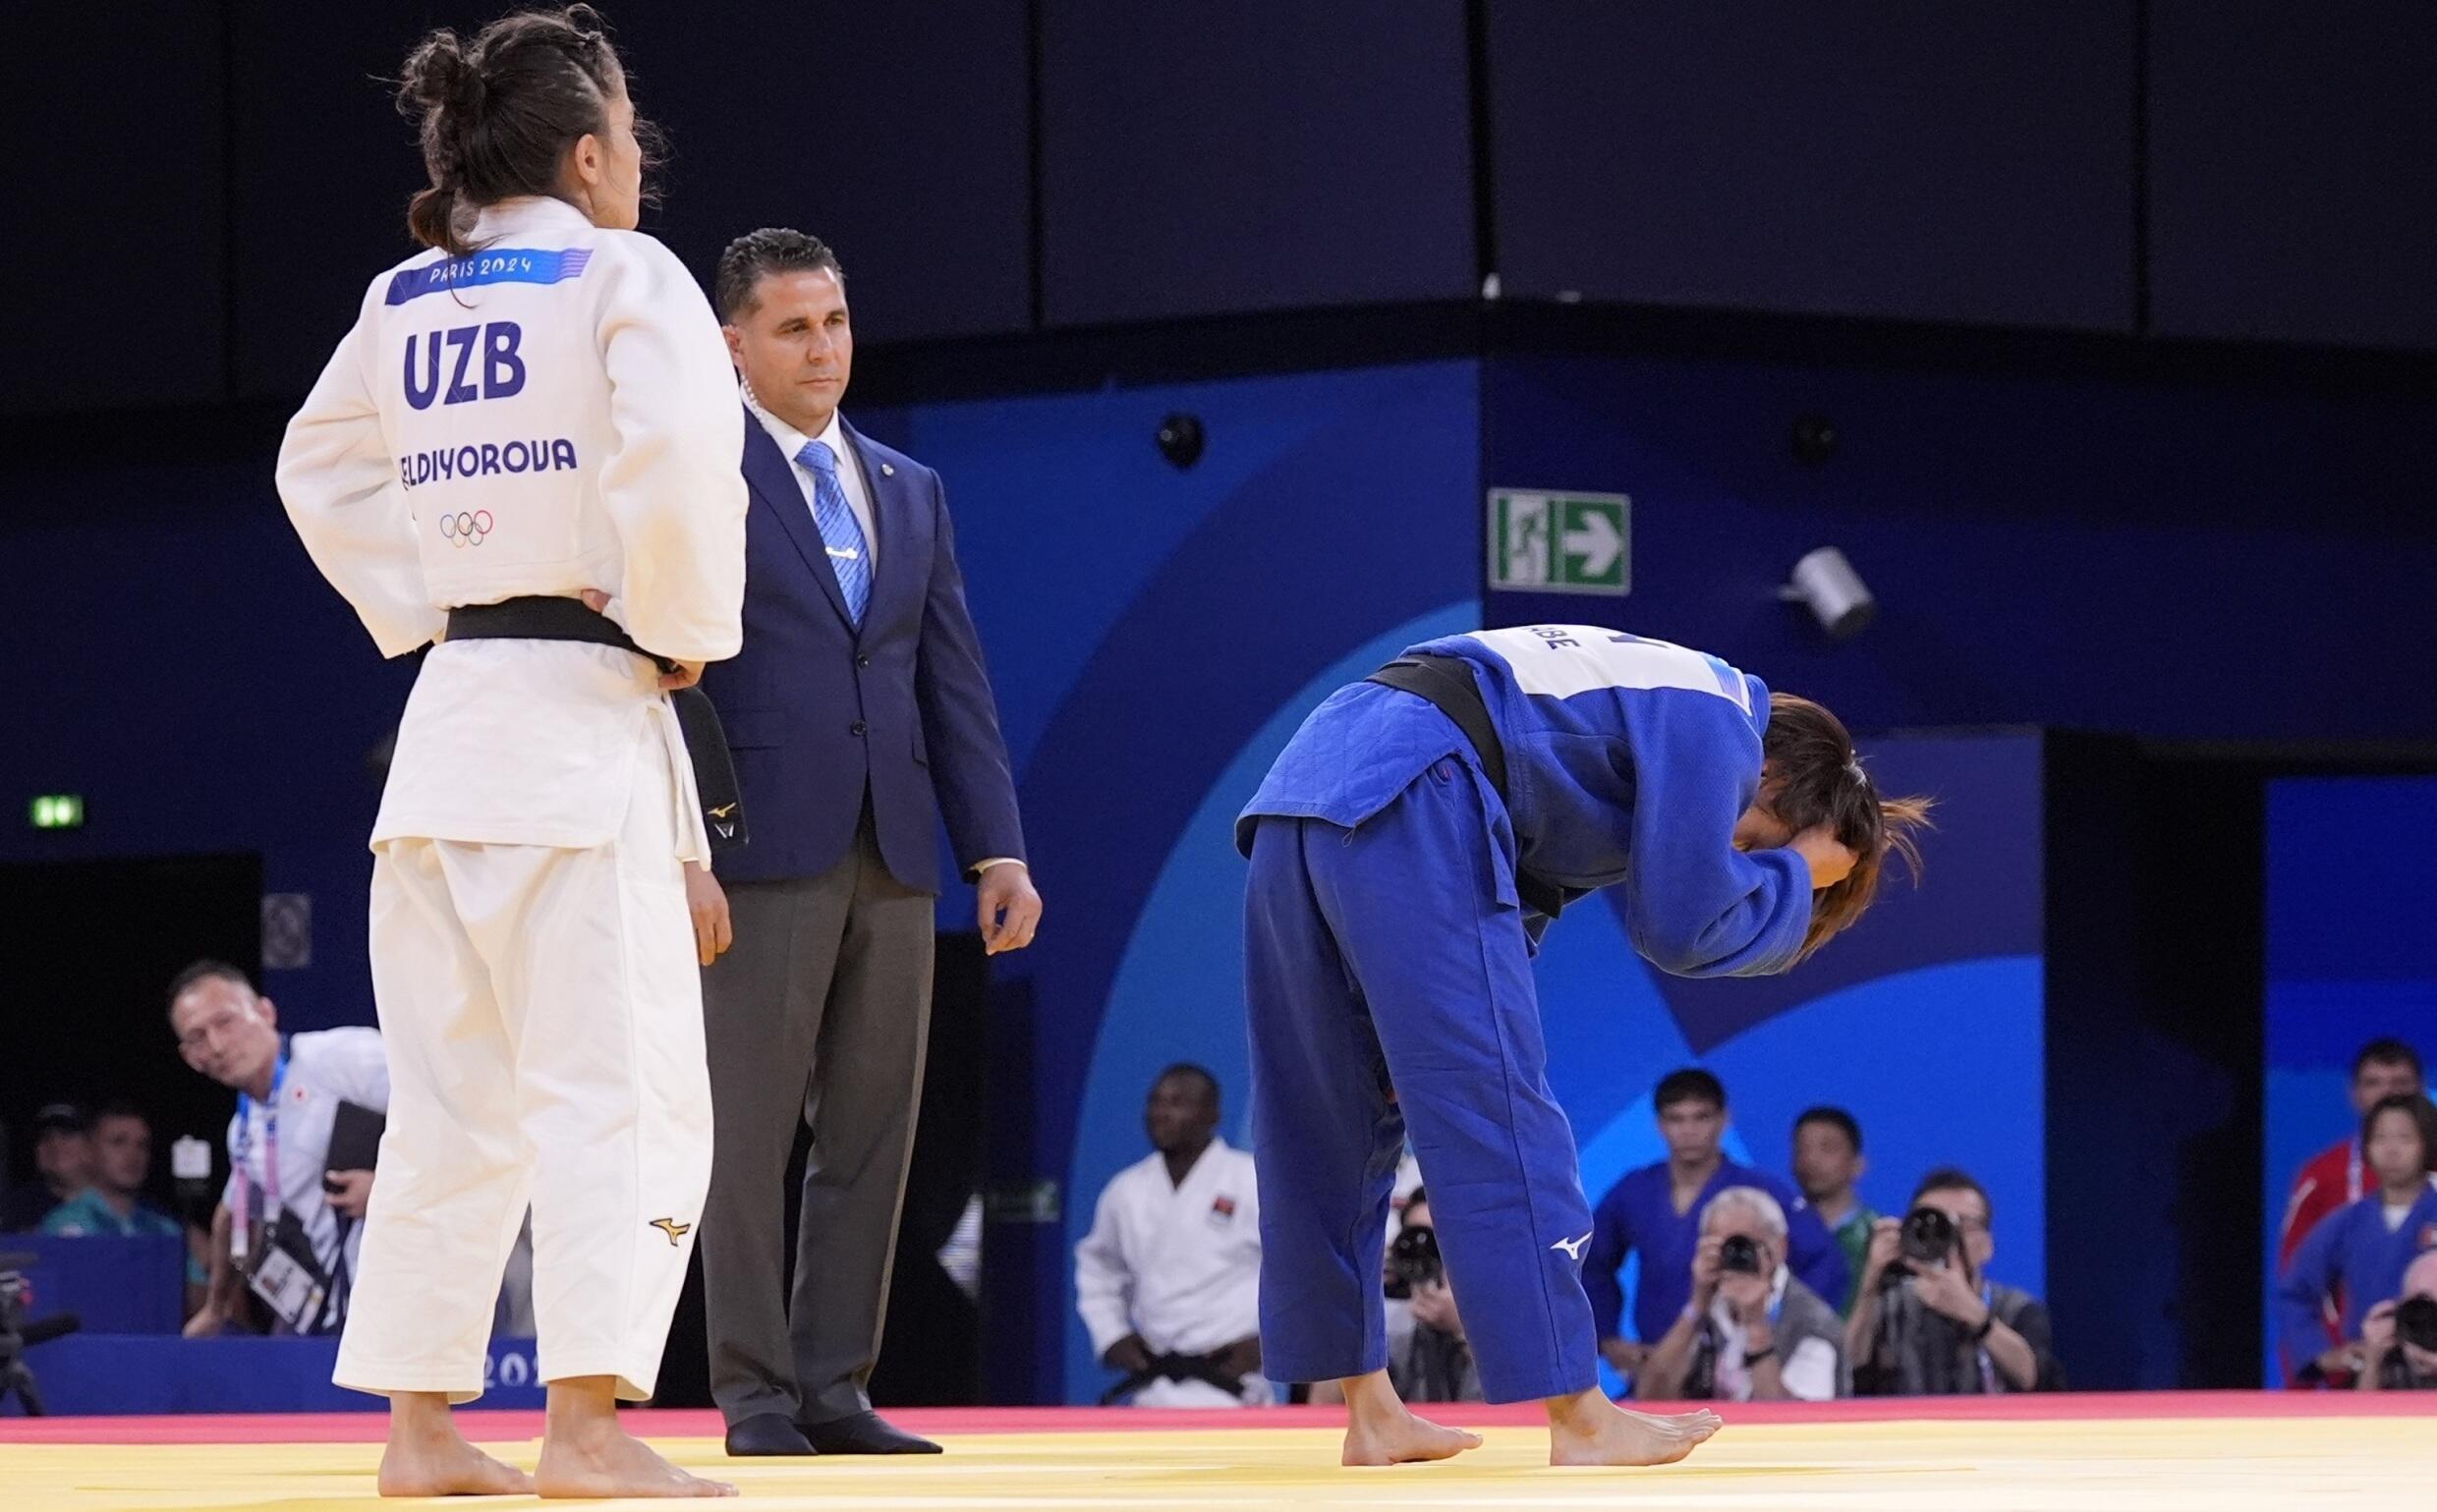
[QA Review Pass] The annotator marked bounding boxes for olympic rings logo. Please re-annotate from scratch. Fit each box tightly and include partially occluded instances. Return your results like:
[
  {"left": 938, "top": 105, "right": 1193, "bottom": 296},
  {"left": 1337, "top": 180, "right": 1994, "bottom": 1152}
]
[{"left": 438, "top": 510, "right": 494, "bottom": 547}]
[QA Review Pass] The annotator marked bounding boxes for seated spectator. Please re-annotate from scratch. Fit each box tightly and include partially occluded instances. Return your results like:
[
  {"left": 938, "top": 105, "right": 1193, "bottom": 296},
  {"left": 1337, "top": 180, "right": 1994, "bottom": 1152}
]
[
  {"left": 1635, "top": 1185, "right": 1844, "bottom": 1402},
  {"left": 2279, "top": 1093, "right": 2437, "bottom": 1385},
  {"left": 1586, "top": 1068, "right": 1845, "bottom": 1375},
  {"left": 167, "top": 960, "right": 388, "bottom": 1337},
  {"left": 38, "top": 1100, "right": 208, "bottom": 1309},
  {"left": 1385, "top": 1191, "right": 1484, "bottom": 1404},
  {"left": 2279, "top": 1037, "right": 2425, "bottom": 1365},
  {"left": 1075, "top": 1065, "right": 1266, "bottom": 1406},
  {"left": 1792, "top": 1106, "right": 1879, "bottom": 1317},
  {"left": 1, "top": 1104, "right": 95, "bottom": 1232},
  {"left": 1846, "top": 1166, "right": 2061, "bottom": 1394},
  {"left": 2358, "top": 1250, "right": 2437, "bottom": 1392}
]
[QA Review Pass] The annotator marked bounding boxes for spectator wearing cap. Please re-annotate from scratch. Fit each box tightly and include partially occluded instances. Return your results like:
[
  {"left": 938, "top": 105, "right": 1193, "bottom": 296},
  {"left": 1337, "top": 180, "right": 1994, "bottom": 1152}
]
[{"left": 1, "top": 1104, "right": 95, "bottom": 1232}]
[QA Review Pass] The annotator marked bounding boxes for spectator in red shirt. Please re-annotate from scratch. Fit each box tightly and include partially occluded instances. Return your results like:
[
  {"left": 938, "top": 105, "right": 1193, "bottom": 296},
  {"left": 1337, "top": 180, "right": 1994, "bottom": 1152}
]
[{"left": 2279, "top": 1038, "right": 2426, "bottom": 1375}]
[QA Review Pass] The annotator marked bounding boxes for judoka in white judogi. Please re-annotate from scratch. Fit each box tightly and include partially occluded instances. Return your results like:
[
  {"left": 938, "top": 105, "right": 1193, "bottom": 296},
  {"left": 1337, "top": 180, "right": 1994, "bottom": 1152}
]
[
  {"left": 1076, "top": 1135, "right": 1270, "bottom": 1407},
  {"left": 278, "top": 194, "right": 746, "bottom": 1403}
]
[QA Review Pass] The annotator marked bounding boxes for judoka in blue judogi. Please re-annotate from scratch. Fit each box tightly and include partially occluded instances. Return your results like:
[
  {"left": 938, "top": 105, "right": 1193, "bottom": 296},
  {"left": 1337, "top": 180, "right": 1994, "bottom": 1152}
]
[{"left": 1237, "top": 626, "right": 1927, "bottom": 1465}]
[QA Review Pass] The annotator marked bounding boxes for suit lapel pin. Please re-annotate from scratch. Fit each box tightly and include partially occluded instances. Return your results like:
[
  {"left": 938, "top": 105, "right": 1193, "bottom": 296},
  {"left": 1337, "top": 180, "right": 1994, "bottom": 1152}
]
[{"left": 881, "top": 463, "right": 895, "bottom": 476}]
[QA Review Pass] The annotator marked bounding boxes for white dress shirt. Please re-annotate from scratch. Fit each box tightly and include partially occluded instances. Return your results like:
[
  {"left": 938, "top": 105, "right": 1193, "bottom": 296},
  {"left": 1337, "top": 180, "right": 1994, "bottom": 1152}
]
[
  {"left": 221, "top": 1028, "right": 392, "bottom": 1287},
  {"left": 742, "top": 386, "right": 878, "bottom": 566}
]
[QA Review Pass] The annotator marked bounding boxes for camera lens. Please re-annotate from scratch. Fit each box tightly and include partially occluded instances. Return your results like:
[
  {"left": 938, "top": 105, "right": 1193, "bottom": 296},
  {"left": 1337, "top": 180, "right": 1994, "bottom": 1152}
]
[
  {"left": 1719, "top": 1234, "right": 1763, "bottom": 1275},
  {"left": 2397, "top": 1295, "right": 2437, "bottom": 1353},
  {"left": 1390, "top": 1223, "right": 1443, "bottom": 1288},
  {"left": 1899, "top": 1206, "right": 1957, "bottom": 1265}
]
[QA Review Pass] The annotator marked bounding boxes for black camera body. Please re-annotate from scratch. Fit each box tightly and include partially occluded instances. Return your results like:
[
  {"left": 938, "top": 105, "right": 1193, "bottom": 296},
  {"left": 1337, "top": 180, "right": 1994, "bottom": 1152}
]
[
  {"left": 2397, "top": 1295, "right": 2437, "bottom": 1354},
  {"left": 1389, "top": 1222, "right": 1444, "bottom": 1292},
  {"left": 1877, "top": 1205, "right": 1962, "bottom": 1290},
  {"left": 1718, "top": 1234, "right": 1765, "bottom": 1276}
]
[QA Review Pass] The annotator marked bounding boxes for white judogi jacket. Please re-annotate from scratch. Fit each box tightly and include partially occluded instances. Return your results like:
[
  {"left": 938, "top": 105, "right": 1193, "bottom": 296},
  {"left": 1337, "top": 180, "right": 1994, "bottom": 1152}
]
[
  {"left": 1076, "top": 1139, "right": 1267, "bottom": 1406},
  {"left": 277, "top": 196, "right": 746, "bottom": 861}
]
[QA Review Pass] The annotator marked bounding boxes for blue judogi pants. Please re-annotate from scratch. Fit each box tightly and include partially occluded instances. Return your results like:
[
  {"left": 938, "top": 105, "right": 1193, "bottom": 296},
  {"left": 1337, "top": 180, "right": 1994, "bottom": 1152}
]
[{"left": 1243, "top": 756, "right": 1600, "bottom": 1403}]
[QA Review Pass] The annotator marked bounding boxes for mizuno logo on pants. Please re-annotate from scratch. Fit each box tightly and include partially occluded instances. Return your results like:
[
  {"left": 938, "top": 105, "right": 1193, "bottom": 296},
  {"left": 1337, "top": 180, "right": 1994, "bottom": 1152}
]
[{"left": 1552, "top": 1231, "right": 1592, "bottom": 1261}]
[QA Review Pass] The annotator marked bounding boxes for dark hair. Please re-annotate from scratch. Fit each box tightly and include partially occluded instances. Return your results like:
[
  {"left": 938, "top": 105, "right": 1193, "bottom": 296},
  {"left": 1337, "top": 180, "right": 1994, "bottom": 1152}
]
[
  {"left": 165, "top": 958, "right": 253, "bottom": 1015},
  {"left": 2353, "top": 1037, "right": 2425, "bottom": 1083},
  {"left": 1911, "top": 1165, "right": 1992, "bottom": 1226},
  {"left": 397, "top": 6, "right": 654, "bottom": 256},
  {"left": 2360, "top": 1093, "right": 2437, "bottom": 1174},
  {"left": 714, "top": 228, "right": 846, "bottom": 321},
  {"left": 1794, "top": 1105, "right": 1863, "bottom": 1154},
  {"left": 90, "top": 1099, "right": 150, "bottom": 1131},
  {"left": 1655, "top": 1067, "right": 1726, "bottom": 1114},
  {"left": 1154, "top": 1063, "right": 1220, "bottom": 1105},
  {"left": 1763, "top": 694, "right": 1934, "bottom": 962}
]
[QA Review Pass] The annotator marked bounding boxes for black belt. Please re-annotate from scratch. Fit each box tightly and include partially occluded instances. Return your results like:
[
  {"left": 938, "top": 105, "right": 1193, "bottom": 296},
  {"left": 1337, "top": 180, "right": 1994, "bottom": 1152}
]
[
  {"left": 1367, "top": 653, "right": 1575, "bottom": 920},
  {"left": 445, "top": 596, "right": 748, "bottom": 852},
  {"left": 1098, "top": 1351, "right": 1246, "bottom": 1406}
]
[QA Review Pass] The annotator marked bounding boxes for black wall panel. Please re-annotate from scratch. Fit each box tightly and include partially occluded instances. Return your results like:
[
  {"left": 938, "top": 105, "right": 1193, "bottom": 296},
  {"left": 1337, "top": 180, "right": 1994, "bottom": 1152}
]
[
  {"left": 1487, "top": 2, "right": 2137, "bottom": 332},
  {"left": 613, "top": 0, "right": 1033, "bottom": 345},
  {"left": 226, "top": 4, "right": 461, "bottom": 399},
  {"left": 2148, "top": 2, "right": 2437, "bottom": 350},
  {"left": 0, "top": 11, "right": 230, "bottom": 410},
  {"left": 1039, "top": 0, "right": 1477, "bottom": 326}
]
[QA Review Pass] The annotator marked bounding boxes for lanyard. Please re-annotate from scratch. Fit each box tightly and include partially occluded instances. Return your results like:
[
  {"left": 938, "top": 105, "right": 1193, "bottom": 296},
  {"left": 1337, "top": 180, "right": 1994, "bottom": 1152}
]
[
  {"left": 233, "top": 1050, "right": 290, "bottom": 1235},
  {"left": 1975, "top": 1281, "right": 1999, "bottom": 1392}
]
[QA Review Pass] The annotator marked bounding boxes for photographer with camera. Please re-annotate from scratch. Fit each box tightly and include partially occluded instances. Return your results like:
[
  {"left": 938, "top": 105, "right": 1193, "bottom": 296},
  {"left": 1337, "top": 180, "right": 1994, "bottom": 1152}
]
[
  {"left": 1846, "top": 1168, "right": 2060, "bottom": 1395},
  {"left": 2358, "top": 1251, "right": 2437, "bottom": 1391},
  {"left": 1385, "top": 1191, "right": 1485, "bottom": 1404},
  {"left": 2278, "top": 1093, "right": 2437, "bottom": 1386},
  {"left": 1634, "top": 1186, "right": 1844, "bottom": 1403}
]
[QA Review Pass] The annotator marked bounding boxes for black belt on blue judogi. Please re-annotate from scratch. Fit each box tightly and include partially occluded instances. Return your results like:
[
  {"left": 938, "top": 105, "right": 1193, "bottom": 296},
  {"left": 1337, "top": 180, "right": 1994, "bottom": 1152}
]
[
  {"left": 1366, "top": 653, "right": 1576, "bottom": 921},
  {"left": 444, "top": 595, "right": 747, "bottom": 852}
]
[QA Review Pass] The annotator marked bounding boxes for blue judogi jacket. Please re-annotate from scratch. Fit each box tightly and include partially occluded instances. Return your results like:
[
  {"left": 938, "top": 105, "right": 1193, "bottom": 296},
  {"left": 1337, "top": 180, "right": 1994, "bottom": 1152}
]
[
  {"left": 1239, "top": 626, "right": 1813, "bottom": 977},
  {"left": 2278, "top": 1183, "right": 2437, "bottom": 1369}
]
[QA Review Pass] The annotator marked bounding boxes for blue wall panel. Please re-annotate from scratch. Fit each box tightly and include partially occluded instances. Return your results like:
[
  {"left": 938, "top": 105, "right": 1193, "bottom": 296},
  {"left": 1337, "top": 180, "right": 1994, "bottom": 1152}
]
[
  {"left": 2262, "top": 777, "right": 2437, "bottom": 1384},
  {"left": 1483, "top": 352, "right": 2437, "bottom": 743},
  {"left": 1487, "top": 2, "right": 2136, "bottom": 331}
]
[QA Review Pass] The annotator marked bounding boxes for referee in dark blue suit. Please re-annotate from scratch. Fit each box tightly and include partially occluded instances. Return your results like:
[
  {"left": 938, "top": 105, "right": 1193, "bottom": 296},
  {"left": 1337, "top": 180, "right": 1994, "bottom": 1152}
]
[{"left": 698, "top": 229, "right": 1040, "bottom": 1458}]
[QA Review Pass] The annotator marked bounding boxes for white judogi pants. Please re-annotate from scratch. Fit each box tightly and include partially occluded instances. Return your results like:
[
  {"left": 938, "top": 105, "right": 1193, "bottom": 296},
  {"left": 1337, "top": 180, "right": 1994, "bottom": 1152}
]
[{"left": 335, "top": 745, "right": 710, "bottom": 1403}]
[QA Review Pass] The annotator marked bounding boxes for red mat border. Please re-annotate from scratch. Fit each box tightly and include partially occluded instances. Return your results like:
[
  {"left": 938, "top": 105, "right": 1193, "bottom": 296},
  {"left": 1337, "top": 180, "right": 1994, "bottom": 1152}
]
[{"left": 2, "top": 1391, "right": 2430, "bottom": 1445}]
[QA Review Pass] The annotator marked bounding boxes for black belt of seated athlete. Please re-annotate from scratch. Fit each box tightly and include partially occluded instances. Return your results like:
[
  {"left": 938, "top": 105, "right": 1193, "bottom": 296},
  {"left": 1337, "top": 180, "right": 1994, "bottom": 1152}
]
[
  {"left": 1097, "top": 1350, "right": 1246, "bottom": 1406},
  {"left": 445, "top": 595, "right": 748, "bottom": 852},
  {"left": 1366, "top": 653, "right": 1576, "bottom": 921}
]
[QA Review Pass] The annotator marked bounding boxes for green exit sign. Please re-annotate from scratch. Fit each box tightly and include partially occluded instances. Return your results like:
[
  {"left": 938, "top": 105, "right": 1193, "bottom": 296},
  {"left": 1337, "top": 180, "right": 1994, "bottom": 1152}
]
[
  {"left": 1489, "top": 488, "right": 1631, "bottom": 595},
  {"left": 29, "top": 795, "right": 84, "bottom": 829}
]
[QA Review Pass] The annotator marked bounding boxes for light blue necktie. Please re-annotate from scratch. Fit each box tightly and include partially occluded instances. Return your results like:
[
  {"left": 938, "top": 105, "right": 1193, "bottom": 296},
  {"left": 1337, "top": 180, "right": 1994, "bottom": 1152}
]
[{"left": 797, "top": 439, "right": 872, "bottom": 626}]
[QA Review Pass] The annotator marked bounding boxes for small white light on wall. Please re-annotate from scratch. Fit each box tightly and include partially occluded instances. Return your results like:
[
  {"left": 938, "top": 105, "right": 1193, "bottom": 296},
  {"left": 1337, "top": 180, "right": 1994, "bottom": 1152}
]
[{"left": 1779, "top": 547, "right": 1877, "bottom": 640}]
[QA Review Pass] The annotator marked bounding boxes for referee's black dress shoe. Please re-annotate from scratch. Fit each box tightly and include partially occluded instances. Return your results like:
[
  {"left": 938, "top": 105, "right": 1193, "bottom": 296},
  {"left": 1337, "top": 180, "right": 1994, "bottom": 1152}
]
[
  {"left": 723, "top": 1412, "right": 815, "bottom": 1457},
  {"left": 797, "top": 1410, "right": 942, "bottom": 1455}
]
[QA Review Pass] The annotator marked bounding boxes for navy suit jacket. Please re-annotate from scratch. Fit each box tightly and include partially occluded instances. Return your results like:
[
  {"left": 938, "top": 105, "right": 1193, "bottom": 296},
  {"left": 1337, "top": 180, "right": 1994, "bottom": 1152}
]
[{"left": 701, "top": 409, "right": 1024, "bottom": 892}]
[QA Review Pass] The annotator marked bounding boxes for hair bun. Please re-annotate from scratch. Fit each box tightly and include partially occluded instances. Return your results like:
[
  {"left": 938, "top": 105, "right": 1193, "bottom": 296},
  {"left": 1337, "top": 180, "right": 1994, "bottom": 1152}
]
[{"left": 399, "top": 28, "right": 471, "bottom": 114}]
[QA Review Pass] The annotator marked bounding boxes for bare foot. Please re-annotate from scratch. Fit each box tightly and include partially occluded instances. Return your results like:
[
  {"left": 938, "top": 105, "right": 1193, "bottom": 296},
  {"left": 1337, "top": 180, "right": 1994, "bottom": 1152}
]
[
  {"left": 377, "top": 1427, "right": 536, "bottom": 1497},
  {"left": 1548, "top": 1395, "right": 1722, "bottom": 1468},
  {"left": 536, "top": 1420, "right": 736, "bottom": 1499},
  {"left": 1341, "top": 1408, "right": 1485, "bottom": 1467}
]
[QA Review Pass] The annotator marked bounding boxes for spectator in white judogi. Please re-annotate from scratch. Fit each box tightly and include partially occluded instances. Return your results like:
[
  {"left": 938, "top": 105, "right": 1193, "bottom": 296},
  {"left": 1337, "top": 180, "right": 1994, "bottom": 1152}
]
[{"left": 1076, "top": 1065, "right": 1267, "bottom": 1406}]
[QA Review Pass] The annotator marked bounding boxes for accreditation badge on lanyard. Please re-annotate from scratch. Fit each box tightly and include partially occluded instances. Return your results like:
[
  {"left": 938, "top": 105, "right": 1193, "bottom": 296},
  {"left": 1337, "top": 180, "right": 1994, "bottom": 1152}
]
[
  {"left": 229, "top": 1051, "right": 289, "bottom": 1264},
  {"left": 230, "top": 1049, "right": 331, "bottom": 1332}
]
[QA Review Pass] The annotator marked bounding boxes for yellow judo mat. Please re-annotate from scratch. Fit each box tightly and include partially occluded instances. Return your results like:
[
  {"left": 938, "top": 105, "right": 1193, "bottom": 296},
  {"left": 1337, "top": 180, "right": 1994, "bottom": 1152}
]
[{"left": 1, "top": 1414, "right": 2428, "bottom": 1512}]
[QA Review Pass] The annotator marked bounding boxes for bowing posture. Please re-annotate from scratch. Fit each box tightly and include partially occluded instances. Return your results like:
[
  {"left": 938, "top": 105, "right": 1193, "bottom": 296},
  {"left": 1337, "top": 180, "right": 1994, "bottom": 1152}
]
[
  {"left": 1238, "top": 626, "right": 1927, "bottom": 1467},
  {"left": 278, "top": 8, "right": 745, "bottom": 1498}
]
